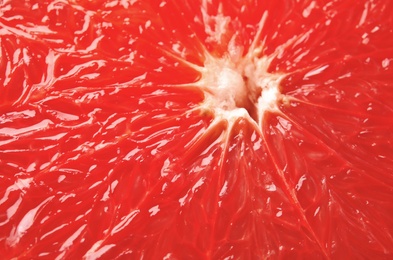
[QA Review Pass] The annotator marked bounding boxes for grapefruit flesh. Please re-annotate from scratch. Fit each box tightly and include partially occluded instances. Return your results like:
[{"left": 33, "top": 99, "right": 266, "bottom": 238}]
[{"left": 1, "top": 0, "right": 393, "bottom": 259}]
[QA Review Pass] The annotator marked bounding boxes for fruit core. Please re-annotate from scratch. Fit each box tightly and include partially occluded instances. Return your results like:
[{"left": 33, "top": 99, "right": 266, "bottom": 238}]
[{"left": 199, "top": 51, "right": 283, "bottom": 125}]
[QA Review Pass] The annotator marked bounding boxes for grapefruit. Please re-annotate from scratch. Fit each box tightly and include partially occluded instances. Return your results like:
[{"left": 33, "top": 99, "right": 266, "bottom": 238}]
[{"left": 1, "top": 0, "right": 393, "bottom": 259}]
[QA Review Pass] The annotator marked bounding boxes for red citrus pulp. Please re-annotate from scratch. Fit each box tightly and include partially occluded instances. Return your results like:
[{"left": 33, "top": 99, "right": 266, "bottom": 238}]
[{"left": 0, "top": 0, "right": 393, "bottom": 259}]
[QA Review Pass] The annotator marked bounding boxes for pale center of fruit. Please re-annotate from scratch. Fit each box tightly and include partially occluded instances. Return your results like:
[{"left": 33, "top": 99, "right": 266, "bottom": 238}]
[{"left": 199, "top": 53, "right": 283, "bottom": 125}]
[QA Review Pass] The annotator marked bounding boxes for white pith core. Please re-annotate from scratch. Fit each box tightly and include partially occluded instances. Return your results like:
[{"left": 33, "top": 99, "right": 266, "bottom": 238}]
[
  {"left": 177, "top": 9, "right": 287, "bottom": 128},
  {"left": 197, "top": 49, "right": 283, "bottom": 127}
]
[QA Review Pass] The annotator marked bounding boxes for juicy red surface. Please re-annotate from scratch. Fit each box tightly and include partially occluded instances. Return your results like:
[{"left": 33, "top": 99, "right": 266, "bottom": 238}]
[{"left": 1, "top": 0, "right": 393, "bottom": 259}]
